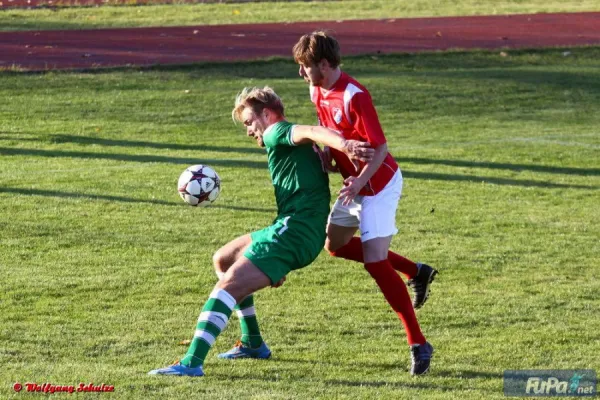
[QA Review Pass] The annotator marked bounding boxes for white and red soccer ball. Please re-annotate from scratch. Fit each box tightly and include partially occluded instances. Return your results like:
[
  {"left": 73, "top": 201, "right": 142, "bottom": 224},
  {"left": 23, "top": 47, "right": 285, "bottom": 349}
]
[{"left": 177, "top": 164, "right": 221, "bottom": 207}]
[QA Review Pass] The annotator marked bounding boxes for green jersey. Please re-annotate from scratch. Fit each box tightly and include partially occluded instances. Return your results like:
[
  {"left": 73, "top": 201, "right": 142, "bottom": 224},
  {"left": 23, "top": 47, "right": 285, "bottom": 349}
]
[{"left": 262, "top": 121, "right": 330, "bottom": 217}]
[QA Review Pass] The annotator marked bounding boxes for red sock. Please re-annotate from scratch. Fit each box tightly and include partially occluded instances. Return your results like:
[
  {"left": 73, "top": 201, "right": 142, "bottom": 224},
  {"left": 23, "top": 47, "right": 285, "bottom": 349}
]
[
  {"left": 387, "top": 252, "right": 418, "bottom": 279},
  {"left": 330, "top": 237, "right": 418, "bottom": 279},
  {"left": 364, "top": 260, "right": 426, "bottom": 345}
]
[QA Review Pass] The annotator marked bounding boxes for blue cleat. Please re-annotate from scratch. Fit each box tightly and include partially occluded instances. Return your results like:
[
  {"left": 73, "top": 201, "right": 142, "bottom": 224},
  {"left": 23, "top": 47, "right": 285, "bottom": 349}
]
[
  {"left": 148, "top": 362, "right": 204, "bottom": 377},
  {"left": 410, "top": 341, "right": 434, "bottom": 376},
  {"left": 217, "top": 340, "right": 272, "bottom": 360}
]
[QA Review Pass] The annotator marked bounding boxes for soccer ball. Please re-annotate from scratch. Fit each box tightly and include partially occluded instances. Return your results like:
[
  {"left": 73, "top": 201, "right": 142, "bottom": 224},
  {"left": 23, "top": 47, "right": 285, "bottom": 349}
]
[{"left": 177, "top": 164, "right": 221, "bottom": 207}]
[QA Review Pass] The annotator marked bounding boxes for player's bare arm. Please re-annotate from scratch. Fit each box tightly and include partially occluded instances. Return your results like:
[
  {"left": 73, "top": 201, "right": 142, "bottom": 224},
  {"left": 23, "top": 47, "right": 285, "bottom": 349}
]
[
  {"left": 339, "top": 143, "right": 389, "bottom": 205},
  {"left": 356, "top": 142, "right": 388, "bottom": 182},
  {"left": 291, "top": 125, "right": 374, "bottom": 162}
]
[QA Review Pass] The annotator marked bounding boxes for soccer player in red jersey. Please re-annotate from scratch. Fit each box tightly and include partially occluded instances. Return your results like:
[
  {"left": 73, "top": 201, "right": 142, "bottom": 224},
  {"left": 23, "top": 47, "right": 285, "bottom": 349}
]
[{"left": 293, "top": 31, "right": 438, "bottom": 375}]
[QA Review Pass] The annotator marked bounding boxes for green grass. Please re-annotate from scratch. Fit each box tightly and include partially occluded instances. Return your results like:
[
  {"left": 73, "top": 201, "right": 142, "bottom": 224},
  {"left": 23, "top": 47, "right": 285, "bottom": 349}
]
[
  {"left": 1, "top": 47, "right": 599, "bottom": 399},
  {"left": 1, "top": 0, "right": 599, "bottom": 31}
]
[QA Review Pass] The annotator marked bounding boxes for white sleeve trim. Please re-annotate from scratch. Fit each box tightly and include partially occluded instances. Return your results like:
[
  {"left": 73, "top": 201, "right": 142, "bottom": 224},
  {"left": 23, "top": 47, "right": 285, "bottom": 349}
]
[{"left": 343, "top": 84, "right": 363, "bottom": 125}]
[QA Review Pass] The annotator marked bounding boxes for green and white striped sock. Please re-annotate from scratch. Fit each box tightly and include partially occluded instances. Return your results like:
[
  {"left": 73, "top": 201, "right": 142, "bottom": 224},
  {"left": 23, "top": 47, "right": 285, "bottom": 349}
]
[
  {"left": 180, "top": 288, "right": 236, "bottom": 368},
  {"left": 237, "top": 295, "right": 264, "bottom": 348},
  {"left": 216, "top": 271, "right": 263, "bottom": 348}
]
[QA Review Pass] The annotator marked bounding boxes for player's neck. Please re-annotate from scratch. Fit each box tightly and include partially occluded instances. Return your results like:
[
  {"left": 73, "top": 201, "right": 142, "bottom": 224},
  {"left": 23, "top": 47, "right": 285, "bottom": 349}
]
[
  {"left": 266, "top": 116, "right": 286, "bottom": 130},
  {"left": 321, "top": 68, "right": 342, "bottom": 91},
  {"left": 273, "top": 116, "right": 286, "bottom": 124}
]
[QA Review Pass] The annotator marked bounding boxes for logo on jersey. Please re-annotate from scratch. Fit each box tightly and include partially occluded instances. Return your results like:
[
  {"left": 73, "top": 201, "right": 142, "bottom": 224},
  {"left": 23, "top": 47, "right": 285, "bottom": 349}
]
[{"left": 332, "top": 107, "right": 343, "bottom": 124}]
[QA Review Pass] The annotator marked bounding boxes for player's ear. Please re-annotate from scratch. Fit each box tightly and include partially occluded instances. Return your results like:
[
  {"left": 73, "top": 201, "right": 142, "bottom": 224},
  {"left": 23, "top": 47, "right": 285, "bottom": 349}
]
[{"left": 262, "top": 108, "right": 271, "bottom": 121}]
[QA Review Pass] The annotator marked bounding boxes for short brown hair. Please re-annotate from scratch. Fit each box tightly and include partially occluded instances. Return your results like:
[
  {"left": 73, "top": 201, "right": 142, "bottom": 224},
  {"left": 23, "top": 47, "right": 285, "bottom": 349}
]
[
  {"left": 232, "top": 86, "right": 285, "bottom": 123},
  {"left": 292, "top": 30, "right": 341, "bottom": 68}
]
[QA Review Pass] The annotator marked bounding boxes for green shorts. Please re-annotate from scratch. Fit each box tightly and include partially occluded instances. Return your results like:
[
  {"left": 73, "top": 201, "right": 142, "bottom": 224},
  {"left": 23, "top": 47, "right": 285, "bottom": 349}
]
[{"left": 244, "top": 214, "right": 327, "bottom": 284}]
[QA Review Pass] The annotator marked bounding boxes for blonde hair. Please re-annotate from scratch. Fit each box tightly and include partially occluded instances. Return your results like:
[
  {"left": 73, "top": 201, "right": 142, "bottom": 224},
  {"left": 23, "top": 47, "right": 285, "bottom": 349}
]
[
  {"left": 292, "top": 30, "right": 340, "bottom": 68},
  {"left": 232, "top": 86, "right": 285, "bottom": 123}
]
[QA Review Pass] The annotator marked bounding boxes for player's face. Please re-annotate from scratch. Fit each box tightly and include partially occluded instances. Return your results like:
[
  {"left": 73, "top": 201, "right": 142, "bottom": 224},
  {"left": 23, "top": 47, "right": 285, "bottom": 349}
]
[
  {"left": 241, "top": 107, "right": 268, "bottom": 147},
  {"left": 298, "top": 62, "right": 325, "bottom": 87}
]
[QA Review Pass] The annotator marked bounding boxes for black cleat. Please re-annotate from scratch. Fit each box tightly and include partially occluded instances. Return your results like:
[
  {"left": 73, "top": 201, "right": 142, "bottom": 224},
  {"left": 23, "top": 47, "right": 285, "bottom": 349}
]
[
  {"left": 410, "top": 341, "right": 434, "bottom": 376},
  {"left": 407, "top": 263, "right": 438, "bottom": 309}
]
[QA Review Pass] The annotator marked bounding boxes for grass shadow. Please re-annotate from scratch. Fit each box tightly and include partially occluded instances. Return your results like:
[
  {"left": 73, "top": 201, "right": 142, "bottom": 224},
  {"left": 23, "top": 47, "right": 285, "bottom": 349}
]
[
  {"left": 0, "top": 133, "right": 39, "bottom": 141},
  {"left": 209, "top": 371, "right": 464, "bottom": 392},
  {"left": 397, "top": 157, "right": 600, "bottom": 177},
  {"left": 0, "top": 186, "right": 178, "bottom": 206},
  {"left": 0, "top": 146, "right": 268, "bottom": 169},
  {"left": 2, "top": 146, "right": 596, "bottom": 189},
  {"left": 416, "top": 68, "right": 600, "bottom": 96},
  {"left": 325, "top": 379, "right": 465, "bottom": 391},
  {"left": 49, "top": 134, "right": 265, "bottom": 155},
  {"left": 434, "top": 368, "right": 503, "bottom": 380},
  {"left": 403, "top": 170, "right": 597, "bottom": 190},
  {"left": 276, "top": 358, "right": 503, "bottom": 380},
  {"left": 0, "top": 186, "right": 275, "bottom": 212}
]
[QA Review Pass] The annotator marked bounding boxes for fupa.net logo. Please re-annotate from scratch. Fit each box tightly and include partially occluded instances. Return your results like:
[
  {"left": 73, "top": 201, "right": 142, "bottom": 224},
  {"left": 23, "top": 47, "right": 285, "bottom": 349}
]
[
  {"left": 504, "top": 369, "right": 596, "bottom": 397},
  {"left": 526, "top": 373, "right": 594, "bottom": 395}
]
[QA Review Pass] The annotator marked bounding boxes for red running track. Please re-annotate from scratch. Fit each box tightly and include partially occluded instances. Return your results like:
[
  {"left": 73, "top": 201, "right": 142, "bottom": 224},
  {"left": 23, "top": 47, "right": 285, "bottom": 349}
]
[{"left": 1, "top": 12, "right": 599, "bottom": 71}]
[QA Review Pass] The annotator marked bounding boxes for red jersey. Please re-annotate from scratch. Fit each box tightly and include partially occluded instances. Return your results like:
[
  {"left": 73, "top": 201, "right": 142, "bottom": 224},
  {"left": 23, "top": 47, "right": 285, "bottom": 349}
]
[{"left": 310, "top": 72, "right": 398, "bottom": 196}]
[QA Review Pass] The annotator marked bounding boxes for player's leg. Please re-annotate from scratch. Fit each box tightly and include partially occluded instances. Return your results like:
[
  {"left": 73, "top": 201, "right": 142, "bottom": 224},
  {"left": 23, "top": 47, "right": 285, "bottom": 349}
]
[
  {"left": 182, "top": 258, "right": 271, "bottom": 368},
  {"left": 362, "top": 235, "right": 433, "bottom": 375},
  {"left": 359, "top": 172, "right": 433, "bottom": 375},
  {"left": 323, "top": 197, "right": 360, "bottom": 257},
  {"left": 357, "top": 171, "right": 437, "bottom": 306},
  {"left": 211, "top": 234, "right": 266, "bottom": 351},
  {"left": 324, "top": 223, "right": 359, "bottom": 253},
  {"left": 212, "top": 234, "right": 251, "bottom": 275},
  {"left": 149, "top": 257, "right": 271, "bottom": 376},
  {"left": 374, "top": 171, "right": 418, "bottom": 278},
  {"left": 383, "top": 171, "right": 437, "bottom": 308},
  {"left": 220, "top": 214, "right": 327, "bottom": 361},
  {"left": 325, "top": 192, "right": 429, "bottom": 344},
  {"left": 362, "top": 235, "right": 425, "bottom": 345},
  {"left": 325, "top": 193, "right": 421, "bottom": 281},
  {"left": 219, "top": 218, "right": 300, "bottom": 360},
  {"left": 330, "top": 234, "right": 420, "bottom": 279}
]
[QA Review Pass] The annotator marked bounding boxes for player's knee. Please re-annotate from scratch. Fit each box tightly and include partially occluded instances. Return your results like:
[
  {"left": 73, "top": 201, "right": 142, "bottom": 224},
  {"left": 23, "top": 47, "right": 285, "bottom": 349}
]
[
  {"left": 212, "top": 250, "right": 228, "bottom": 274},
  {"left": 362, "top": 237, "right": 391, "bottom": 264},
  {"left": 325, "top": 238, "right": 345, "bottom": 256},
  {"left": 324, "top": 239, "right": 337, "bottom": 255},
  {"left": 216, "top": 276, "right": 253, "bottom": 304},
  {"left": 216, "top": 279, "right": 240, "bottom": 301}
]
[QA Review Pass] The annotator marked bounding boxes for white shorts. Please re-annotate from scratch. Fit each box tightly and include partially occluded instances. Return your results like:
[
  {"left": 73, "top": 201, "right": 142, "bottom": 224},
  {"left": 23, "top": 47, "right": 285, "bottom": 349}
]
[{"left": 328, "top": 170, "right": 402, "bottom": 242}]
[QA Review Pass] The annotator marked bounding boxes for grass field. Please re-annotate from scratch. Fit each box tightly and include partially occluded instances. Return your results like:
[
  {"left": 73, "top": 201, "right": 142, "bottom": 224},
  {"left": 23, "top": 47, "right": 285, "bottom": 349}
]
[
  {"left": 1, "top": 47, "right": 599, "bottom": 398},
  {"left": 1, "top": 0, "right": 600, "bottom": 31}
]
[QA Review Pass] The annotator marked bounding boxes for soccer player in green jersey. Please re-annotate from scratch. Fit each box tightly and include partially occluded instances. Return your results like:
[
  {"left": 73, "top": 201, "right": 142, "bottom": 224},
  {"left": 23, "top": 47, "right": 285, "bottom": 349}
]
[{"left": 148, "top": 86, "right": 373, "bottom": 377}]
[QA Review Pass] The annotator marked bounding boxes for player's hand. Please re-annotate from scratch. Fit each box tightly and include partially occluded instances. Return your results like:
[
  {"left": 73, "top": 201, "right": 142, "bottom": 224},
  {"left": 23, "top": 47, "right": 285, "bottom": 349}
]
[
  {"left": 338, "top": 176, "right": 366, "bottom": 206},
  {"left": 318, "top": 146, "right": 339, "bottom": 173},
  {"left": 271, "top": 276, "right": 286, "bottom": 288},
  {"left": 342, "top": 140, "right": 374, "bottom": 162}
]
